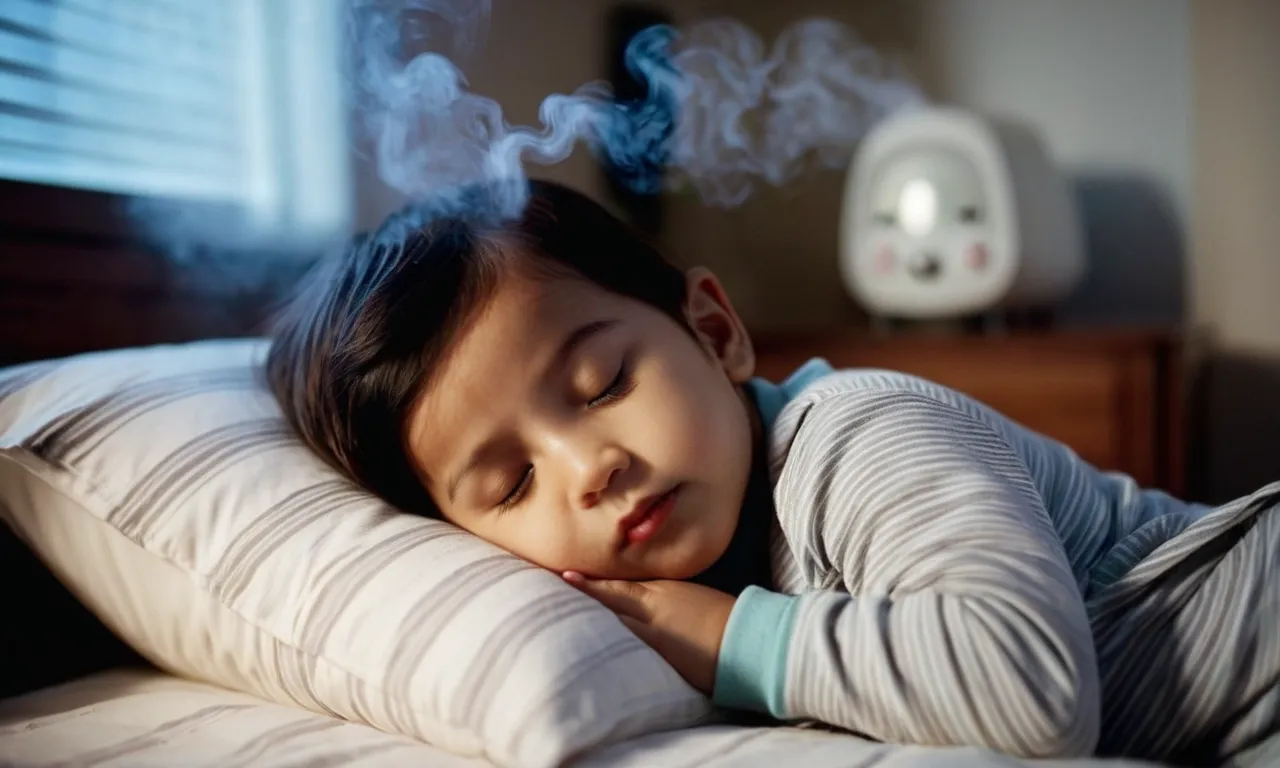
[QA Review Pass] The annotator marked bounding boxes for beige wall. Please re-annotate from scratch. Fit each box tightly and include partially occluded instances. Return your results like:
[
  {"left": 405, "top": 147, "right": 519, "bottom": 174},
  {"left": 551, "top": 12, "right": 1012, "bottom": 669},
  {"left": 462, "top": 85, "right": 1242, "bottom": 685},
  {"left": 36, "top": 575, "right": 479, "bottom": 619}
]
[
  {"left": 1191, "top": 0, "right": 1280, "bottom": 356},
  {"left": 356, "top": 2, "right": 1198, "bottom": 330},
  {"left": 354, "top": 0, "right": 614, "bottom": 229},
  {"left": 1187, "top": 0, "right": 1280, "bottom": 500},
  {"left": 642, "top": 0, "right": 1195, "bottom": 330}
]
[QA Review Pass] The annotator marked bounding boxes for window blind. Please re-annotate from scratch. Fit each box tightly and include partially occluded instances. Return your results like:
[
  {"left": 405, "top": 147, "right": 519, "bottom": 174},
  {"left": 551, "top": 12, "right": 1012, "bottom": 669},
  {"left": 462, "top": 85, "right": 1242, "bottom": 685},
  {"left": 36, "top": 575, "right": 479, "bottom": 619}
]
[{"left": 0, "top": 0, "right": 350, "bottom": 238}]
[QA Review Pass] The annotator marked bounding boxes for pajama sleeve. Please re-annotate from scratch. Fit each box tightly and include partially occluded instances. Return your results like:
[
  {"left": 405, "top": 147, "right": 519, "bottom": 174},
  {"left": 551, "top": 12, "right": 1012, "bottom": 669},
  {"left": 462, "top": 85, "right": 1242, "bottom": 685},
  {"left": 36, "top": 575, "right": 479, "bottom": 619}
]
[{"left": 712, "top": 391, "right": 1101, "bottom": 758}]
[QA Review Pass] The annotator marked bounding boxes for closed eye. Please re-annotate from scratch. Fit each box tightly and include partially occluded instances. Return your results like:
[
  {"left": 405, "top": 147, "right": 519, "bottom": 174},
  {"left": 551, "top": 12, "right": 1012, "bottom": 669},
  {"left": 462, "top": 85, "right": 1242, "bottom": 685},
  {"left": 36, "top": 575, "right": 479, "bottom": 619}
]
[
  {"left": 496, "top": 465, "right": 533, "bottom": 512},
  {"left": 588, "top": 359, "right": 635, "bottom": 408},
  {"left": 492, "top": 360, "right": 632, "bottom": 513}
]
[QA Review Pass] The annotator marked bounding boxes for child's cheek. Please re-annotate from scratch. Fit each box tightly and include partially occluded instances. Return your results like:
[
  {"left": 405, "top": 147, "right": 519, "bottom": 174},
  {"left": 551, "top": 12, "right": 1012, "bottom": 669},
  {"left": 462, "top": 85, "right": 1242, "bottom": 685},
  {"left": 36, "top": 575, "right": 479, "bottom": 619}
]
[
  {"left": 629, "top": 353, "right": 739, "bottom": 468},
  {"left": 646, "top": 380, "right": 728, "bottom": 466}
]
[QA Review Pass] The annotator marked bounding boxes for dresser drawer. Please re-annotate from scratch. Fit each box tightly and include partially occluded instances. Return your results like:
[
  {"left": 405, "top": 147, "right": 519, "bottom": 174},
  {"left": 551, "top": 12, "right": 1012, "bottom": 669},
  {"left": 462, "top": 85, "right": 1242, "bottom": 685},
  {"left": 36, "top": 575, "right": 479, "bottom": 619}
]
[{"left": 752, "top": 329, "right": 1181, "bottom": 493}]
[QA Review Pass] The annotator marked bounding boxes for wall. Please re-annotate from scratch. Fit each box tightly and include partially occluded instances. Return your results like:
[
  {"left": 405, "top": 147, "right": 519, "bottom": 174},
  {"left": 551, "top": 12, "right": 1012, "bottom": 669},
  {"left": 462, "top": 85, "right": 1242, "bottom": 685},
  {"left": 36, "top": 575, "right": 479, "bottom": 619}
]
[
  {"left": 355, "top": 1, "right": 1198, "bottom": 329},
  {"left": 354, "top": 1, "right": 1195, "bottom": 330},
  {"left": 653, "top": 0, "right": 1193, "bottom": 330},
  {"left": 917, "top": 0, "right": 1192, "bottom": 327},
  {"left": 354, "top": 0, "right": 615, "bottom": 230},
  {"left": 1187, "top": 0, "right": 1280, "bottom": 501},
  {"left": 1191, "top": 0, "right": 1280, "bottom": 355}
]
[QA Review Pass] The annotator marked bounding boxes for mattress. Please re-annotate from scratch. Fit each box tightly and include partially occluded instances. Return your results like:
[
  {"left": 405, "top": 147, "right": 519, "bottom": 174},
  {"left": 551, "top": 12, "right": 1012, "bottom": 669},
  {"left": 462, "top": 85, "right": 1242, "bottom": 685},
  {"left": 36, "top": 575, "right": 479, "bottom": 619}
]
[{"left": 0, "top": 668, "right": 1172, "bottom": 768}]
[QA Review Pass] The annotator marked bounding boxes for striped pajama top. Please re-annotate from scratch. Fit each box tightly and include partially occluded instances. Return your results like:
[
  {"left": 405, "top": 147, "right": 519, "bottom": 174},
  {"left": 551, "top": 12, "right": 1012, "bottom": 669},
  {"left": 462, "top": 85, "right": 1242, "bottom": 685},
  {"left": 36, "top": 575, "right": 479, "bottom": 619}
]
[{"left": 712, "top": 359, "right": 1279, "bottom": 762}]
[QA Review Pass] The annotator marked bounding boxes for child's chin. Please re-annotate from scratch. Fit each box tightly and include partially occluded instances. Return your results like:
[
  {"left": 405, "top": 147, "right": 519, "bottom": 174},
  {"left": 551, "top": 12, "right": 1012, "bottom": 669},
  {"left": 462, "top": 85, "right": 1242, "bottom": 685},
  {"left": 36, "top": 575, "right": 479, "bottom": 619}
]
[{"left": 649, "top": 543, "right": 726, "bottom": 581}]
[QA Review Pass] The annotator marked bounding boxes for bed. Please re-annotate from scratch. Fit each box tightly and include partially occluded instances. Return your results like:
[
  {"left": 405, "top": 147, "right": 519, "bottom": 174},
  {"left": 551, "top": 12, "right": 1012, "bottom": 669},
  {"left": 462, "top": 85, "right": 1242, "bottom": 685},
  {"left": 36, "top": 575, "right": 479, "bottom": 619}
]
[{"left": 3, "top": 668, "right": 1169, "bottom": 768}]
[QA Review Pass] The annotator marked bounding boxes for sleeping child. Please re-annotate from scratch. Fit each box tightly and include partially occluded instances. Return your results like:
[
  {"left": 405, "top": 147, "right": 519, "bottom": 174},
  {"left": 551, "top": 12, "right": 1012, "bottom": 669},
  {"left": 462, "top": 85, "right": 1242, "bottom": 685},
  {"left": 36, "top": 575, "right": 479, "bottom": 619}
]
[{"left": 265, "top": 178, "right": 1279, "bottom": 764}]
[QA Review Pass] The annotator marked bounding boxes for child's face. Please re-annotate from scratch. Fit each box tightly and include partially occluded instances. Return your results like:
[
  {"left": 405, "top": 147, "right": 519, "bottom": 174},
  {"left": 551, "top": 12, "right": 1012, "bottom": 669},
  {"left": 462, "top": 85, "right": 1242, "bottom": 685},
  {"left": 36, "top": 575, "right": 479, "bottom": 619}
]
[{"left": 406, "top": 263, "right": 757, "bottom": 581}]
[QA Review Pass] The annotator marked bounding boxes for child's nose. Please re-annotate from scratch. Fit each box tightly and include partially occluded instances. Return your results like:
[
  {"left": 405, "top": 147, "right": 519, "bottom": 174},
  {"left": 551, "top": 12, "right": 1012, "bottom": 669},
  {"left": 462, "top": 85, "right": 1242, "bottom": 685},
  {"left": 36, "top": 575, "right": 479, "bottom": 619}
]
[{"left": 577, "top": 445, "right": 629, "bottom": 509}]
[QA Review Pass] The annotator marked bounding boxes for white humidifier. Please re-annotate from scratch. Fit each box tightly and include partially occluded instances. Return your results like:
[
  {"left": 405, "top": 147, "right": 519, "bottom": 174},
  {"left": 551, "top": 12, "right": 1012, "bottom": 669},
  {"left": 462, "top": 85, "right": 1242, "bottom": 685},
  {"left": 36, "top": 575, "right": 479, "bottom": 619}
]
[{"left": 838, "top": 106, "right": 1085, "bottom": 320}]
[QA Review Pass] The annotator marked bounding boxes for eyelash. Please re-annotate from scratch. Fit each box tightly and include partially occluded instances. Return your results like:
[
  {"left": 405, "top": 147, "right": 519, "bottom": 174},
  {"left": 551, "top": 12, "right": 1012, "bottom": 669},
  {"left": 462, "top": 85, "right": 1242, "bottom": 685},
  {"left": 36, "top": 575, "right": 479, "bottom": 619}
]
[
  {"left": 588, "top": 359, "right": 635, "bottom": 408},
  {"left": 497, "top": 466, "right": 532, "bottom": 513},
  {"left": 494, "top": 360, "right": 636, "bottom": 513}
]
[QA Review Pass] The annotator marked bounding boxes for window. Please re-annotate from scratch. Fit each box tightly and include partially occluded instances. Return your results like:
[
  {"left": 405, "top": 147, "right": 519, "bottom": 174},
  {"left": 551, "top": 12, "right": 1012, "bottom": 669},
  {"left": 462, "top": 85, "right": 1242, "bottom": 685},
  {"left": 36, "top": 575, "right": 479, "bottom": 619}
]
[{"left": 0, "top": 0, "right": 351, "bottom": 246}]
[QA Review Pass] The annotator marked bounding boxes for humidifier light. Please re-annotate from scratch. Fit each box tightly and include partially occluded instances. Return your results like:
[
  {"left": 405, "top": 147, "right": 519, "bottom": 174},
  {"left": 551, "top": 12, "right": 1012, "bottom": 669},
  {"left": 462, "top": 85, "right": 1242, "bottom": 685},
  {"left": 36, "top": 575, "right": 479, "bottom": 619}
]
[{"left": 898, "top": 178, "right": 937, "bottom": 237}]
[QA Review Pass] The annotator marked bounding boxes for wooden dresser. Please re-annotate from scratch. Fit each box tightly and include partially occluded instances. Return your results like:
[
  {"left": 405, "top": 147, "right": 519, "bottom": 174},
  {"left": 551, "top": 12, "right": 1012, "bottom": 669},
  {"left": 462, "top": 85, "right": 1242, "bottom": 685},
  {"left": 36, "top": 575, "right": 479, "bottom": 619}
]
[{"left": 752, "top": 328, "right": 1186, "bottom": 495}]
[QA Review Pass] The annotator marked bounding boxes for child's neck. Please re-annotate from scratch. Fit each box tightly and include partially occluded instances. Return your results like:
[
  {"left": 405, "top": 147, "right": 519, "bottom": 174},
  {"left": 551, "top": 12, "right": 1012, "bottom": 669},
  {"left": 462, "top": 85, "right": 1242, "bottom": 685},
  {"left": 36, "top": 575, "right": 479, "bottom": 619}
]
[{"left": 688, "top": 385, "right": 775, "bottom": 596}]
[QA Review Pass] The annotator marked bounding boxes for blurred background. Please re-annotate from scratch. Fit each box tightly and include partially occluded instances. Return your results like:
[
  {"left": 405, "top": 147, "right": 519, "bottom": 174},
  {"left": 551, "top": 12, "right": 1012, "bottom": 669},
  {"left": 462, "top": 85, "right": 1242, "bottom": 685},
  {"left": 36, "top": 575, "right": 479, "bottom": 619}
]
[{"left": 0, "top": 0, "right": 1276, "bottom": 503}]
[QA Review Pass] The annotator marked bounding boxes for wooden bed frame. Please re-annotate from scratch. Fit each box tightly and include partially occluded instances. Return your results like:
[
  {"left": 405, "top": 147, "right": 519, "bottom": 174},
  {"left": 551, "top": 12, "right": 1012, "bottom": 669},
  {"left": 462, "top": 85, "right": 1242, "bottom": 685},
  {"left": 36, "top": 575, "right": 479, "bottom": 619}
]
[{"left": 0, "top": 179, "right": 310, "bottom": 367}]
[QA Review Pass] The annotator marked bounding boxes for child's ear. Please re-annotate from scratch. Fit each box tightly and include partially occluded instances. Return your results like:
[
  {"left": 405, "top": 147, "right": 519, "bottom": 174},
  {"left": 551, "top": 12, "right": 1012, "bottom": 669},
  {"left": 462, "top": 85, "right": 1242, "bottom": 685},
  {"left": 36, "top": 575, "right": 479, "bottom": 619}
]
[{"left": 683, "top": 267, "right": 755, "bottom": 383}]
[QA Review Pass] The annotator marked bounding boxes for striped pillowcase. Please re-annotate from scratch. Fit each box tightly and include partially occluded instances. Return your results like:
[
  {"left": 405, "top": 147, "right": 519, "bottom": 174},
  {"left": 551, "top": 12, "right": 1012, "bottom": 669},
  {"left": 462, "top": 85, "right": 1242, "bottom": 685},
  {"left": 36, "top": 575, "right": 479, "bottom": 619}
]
[{"left": 0, "top": 339, "right": 713, "bottom": 767}]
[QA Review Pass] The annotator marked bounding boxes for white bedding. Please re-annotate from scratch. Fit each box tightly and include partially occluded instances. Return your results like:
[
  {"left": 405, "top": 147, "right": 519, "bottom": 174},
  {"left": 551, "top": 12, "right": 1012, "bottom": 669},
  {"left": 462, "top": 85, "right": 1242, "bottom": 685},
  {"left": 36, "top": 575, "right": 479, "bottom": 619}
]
[{"left": 0, "top": 669, "right": 1161, "bottom": 768}]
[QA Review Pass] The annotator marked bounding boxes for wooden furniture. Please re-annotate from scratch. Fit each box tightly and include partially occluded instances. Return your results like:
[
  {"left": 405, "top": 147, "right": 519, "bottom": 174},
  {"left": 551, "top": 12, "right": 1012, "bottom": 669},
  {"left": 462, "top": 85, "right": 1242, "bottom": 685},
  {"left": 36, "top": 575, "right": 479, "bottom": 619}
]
[
  {"left": 752, "top": 328, "right": 1186, "bottom": 495},
  {"left": 0, "top": 179, "right": 307, "bottom": 367}
]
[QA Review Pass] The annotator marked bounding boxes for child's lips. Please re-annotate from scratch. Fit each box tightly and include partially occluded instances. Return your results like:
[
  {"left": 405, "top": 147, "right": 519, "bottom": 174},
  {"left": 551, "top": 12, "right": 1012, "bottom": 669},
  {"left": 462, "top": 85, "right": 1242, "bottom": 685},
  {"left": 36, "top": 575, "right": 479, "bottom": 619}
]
[{"left": 618, "top": 486, "right": 680, "bottom": 548}]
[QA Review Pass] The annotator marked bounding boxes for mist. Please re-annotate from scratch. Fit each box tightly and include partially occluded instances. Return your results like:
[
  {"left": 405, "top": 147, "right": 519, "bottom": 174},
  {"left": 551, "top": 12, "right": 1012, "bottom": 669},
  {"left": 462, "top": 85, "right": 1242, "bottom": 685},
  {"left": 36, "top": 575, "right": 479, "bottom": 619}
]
[
  {"left": 351, "top": 0, "right": 924, "bottom": 218},
  {"left": 128, "top": 0, "right": 925, "bottom": 277}
]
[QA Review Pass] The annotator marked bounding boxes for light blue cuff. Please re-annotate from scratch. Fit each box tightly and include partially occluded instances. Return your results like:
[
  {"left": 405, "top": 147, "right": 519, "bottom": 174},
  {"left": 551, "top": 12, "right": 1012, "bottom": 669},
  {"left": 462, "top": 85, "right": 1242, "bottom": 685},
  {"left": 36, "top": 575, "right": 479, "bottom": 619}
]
[{"left": 712, "top": 585, "right": 799, "bottom": 717}]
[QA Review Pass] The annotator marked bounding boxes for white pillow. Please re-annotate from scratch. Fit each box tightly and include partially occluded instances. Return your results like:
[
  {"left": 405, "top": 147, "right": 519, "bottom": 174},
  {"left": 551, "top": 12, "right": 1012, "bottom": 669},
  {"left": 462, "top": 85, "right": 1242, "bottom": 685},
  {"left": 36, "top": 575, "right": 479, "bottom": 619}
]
[{"left": 0, "top": 340, "right": 712, "bottom": 767}]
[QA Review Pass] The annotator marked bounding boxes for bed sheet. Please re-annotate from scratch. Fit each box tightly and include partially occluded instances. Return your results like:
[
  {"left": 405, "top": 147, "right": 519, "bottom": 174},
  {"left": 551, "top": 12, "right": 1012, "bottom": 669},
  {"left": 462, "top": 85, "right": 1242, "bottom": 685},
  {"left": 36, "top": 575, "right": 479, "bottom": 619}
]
[{"left": 0, "top": 668, "right": 1171, "bottom": 767}]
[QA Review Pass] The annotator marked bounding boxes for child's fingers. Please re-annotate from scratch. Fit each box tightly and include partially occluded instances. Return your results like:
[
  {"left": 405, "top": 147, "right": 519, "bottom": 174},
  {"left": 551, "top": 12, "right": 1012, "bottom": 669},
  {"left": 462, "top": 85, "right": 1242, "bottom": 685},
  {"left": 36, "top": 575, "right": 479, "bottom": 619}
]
[{"left": 561, "top": 572, "right": 650, "bottom": 620}]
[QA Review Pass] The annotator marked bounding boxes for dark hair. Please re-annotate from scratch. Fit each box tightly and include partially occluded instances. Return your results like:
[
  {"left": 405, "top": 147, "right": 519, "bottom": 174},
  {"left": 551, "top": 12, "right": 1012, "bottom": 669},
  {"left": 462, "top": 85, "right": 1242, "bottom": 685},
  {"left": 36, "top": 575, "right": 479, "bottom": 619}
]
[{"left": 265, "top": 179, "right": 689, "bottom": 516}]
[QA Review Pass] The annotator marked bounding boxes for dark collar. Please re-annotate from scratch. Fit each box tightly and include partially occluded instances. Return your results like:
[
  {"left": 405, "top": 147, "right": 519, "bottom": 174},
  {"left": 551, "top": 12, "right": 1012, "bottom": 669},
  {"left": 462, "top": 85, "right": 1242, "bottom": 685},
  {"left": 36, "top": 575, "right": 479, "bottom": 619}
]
[
  {"left": 689, "top": 391, "right": 776, "bottom": 596},
  {"left": 688, "top": 360, "right": 834, "bottom": 596}
]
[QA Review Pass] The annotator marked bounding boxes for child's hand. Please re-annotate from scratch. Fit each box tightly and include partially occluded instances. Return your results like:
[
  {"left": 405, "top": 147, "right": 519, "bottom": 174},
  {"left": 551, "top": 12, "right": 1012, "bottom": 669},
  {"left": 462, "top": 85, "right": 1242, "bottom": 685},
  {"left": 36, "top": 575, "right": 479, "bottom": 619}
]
[{"left": 562, "top": 571, "right": 735, "bottom": 694}]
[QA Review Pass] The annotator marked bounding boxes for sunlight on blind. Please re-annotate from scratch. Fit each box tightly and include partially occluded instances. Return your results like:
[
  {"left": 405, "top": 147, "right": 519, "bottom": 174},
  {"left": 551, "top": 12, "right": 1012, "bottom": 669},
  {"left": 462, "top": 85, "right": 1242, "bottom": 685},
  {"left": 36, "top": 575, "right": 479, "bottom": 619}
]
[{"left": 0, "top": 0, "right": 350, "bottom": 238}]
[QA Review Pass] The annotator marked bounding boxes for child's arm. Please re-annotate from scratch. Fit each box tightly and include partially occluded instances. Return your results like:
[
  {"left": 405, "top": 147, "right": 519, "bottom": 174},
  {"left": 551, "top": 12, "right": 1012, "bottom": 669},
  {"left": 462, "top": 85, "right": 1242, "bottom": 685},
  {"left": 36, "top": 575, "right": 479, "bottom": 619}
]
[{"left": 714, "top": 391, "right": 1100, "bottom": 758}]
